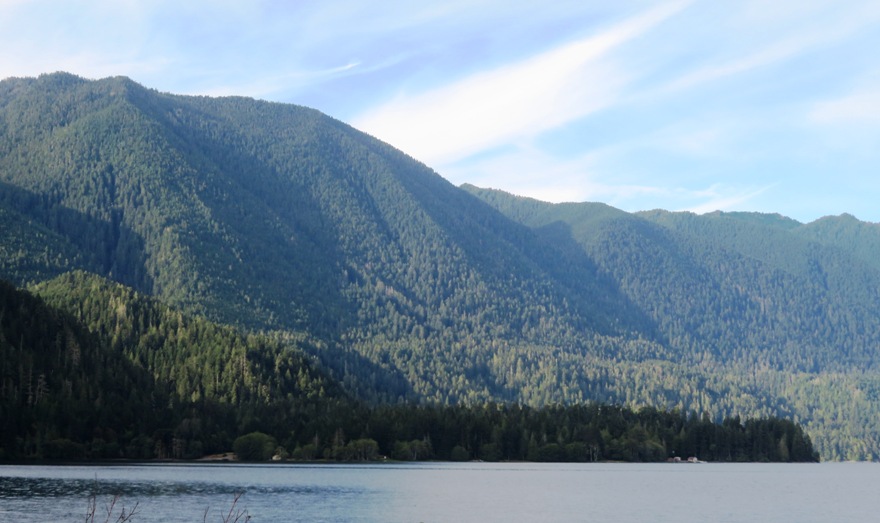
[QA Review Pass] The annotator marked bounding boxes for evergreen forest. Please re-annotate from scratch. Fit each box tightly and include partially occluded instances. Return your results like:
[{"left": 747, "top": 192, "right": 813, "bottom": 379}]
[
  {"left": 0, "top": 72, "right": 875, "bottom": 460},
  {"left": 0, "top": 274, "right": 816, "bottom": 462}
]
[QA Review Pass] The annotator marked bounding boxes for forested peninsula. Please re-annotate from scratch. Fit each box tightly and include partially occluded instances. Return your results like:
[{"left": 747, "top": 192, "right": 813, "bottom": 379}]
[{"left": 1, "top": 73, "right": 875, "bottom": 460}]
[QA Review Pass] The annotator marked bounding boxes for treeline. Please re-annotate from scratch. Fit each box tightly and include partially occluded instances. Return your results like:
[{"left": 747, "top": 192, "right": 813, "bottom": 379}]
[{"left": 266, "top": 403, "right": 818, "bottom": 463}]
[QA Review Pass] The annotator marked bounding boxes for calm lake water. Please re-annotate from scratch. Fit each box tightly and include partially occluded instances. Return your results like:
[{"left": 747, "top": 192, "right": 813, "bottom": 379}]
[{"left": 1, "top": 462, "right": 878, "bottom": 522}]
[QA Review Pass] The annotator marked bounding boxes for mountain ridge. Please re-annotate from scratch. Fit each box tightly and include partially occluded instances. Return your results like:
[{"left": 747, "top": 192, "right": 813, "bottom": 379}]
[{"left": 2, "top": 73, "right": 880, "bottom": 459}]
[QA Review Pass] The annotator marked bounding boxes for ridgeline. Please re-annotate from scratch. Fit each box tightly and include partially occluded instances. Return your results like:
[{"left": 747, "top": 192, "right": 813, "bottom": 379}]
[{"left": 1, "top": 73, "right": 875, "bottom": 459}]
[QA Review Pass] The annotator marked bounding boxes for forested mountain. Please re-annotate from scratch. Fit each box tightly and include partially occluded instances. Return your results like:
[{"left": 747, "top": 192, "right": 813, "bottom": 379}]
[
  {"left": 463, "top": 185, "right": 880, "bottom": 372},
  {"left": 0, "top": 72, "right": 876, "bottom": 459},
  {"left": 462, "top": 185, "right": 880, "bottom": 459},
  {"left": 0, "top": 72, "right": 647, "bottom": 406}
]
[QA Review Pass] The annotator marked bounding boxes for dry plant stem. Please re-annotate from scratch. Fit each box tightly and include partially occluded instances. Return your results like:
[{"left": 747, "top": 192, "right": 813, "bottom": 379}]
[
  {"left": 221, "top": 492, "right": 251, "bottom": 523},
  {"left": 204, "top": 492, "right": 251, "bottom": 523},
  {"left": 86, "top": 477, "right": 139, "bottom": 523}
]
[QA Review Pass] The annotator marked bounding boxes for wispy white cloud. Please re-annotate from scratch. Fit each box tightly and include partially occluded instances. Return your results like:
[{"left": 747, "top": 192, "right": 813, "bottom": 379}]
[
  {"left": 650, "top": 2, "right": 880, "bottom": 97},
  {"left": 657, "top": 38, "right": 813, "bottom": 95},
  {"left": 0, "top": 1, "right": 506, "bottom": 101},
  {"left": 809, "top": 88, "right": 880, "bottom": 124},
  {"left": 352, "top": 1, "right": 689, "bottom": 166}
]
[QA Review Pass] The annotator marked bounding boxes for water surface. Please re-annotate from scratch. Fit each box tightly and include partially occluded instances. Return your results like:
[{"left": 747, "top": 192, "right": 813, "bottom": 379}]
[{"left": 1, "top": 462, "right": 876, "bottom": 522}]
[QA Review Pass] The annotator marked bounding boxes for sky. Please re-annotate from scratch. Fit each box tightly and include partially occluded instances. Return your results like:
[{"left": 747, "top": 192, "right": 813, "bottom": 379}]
[{"left": 2, "top": 0, "right": 879, "bottom": 223}]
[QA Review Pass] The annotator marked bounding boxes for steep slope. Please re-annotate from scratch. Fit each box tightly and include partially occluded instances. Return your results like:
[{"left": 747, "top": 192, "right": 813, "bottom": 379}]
[
  {"left": 0, "top": 73, "right": 650, "bottom": 405},
  {"left": 0, "top": 199, "right": 96, "bottom": 284}
]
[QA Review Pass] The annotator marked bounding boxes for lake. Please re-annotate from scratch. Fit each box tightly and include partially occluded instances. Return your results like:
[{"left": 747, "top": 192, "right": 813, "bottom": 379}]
[{"left": 1, "top": 462, "right": 878, "bottom": 522}]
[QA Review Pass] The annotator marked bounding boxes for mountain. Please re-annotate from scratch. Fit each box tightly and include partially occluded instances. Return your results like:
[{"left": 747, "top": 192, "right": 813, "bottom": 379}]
[
  {"left": 463, "top": 185, "right": 880, "bottom": 372},
  {"left": 0, "top": 72, "right": 647, "bottom": 404},
  {"left": 0, "top": 73, "right": 878, "bottom": 459},
  {"left": 462, "top": 186, "right": 880, "bottom": 459}
]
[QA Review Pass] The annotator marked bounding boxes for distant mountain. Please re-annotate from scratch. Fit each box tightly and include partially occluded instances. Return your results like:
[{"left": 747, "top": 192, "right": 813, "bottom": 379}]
[
  {"left": 1, "top": 73, "right": 880, "bottom": 459},
  {"left": 463, "top": 185, "right": 880, "bottom": 372}
]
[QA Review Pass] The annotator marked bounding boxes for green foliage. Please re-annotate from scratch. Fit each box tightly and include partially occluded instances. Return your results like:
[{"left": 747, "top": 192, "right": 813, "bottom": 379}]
[
  {"left": 42, "top": 438, "right": 86, "bottom": 460},
  {"left": 449, "top": 445, "right": 470, "bottom": 461},
  {"left": 463, "top": 186, "right": 880, "bottom": 460},
  {"left": 233, "top": 432, "right": 277, "bottom": 462},
  {"left": 0, "top": 278, "right": 169, "bottom": 459},
  {"left": 0, "top": 73, "right": 876, "bottom": 460},
  {"left": 0, "top": 273, "right": 350, "bottom": 459},
  {"left": 0, "top": 274, "right": 817, "bottom": 463},
  {"left": 288, "top": 403, "right": 817, "bottom": 463}
]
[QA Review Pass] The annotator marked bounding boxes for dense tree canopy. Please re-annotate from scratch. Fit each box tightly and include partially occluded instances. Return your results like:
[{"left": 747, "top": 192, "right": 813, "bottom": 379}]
[
  {"left": 0, "top": 273, "right": 351, "bottom": 460},
  {"left": 0, "top": 276, "right": 818, "bottom": 462},
  {"left": 0, "top": 73, "right": 877, "bottom": 459}
]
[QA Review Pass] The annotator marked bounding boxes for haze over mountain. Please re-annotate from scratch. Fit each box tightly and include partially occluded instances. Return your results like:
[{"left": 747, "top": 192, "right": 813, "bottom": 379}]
[{"left": 1, "top": 73, "right": 879, "bottom": 459}]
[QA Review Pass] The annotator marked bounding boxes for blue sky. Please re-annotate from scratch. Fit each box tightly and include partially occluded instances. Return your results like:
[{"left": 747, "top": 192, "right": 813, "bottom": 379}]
[{"left": 2, "top": 1, "right": 879, "bottom": 223}]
